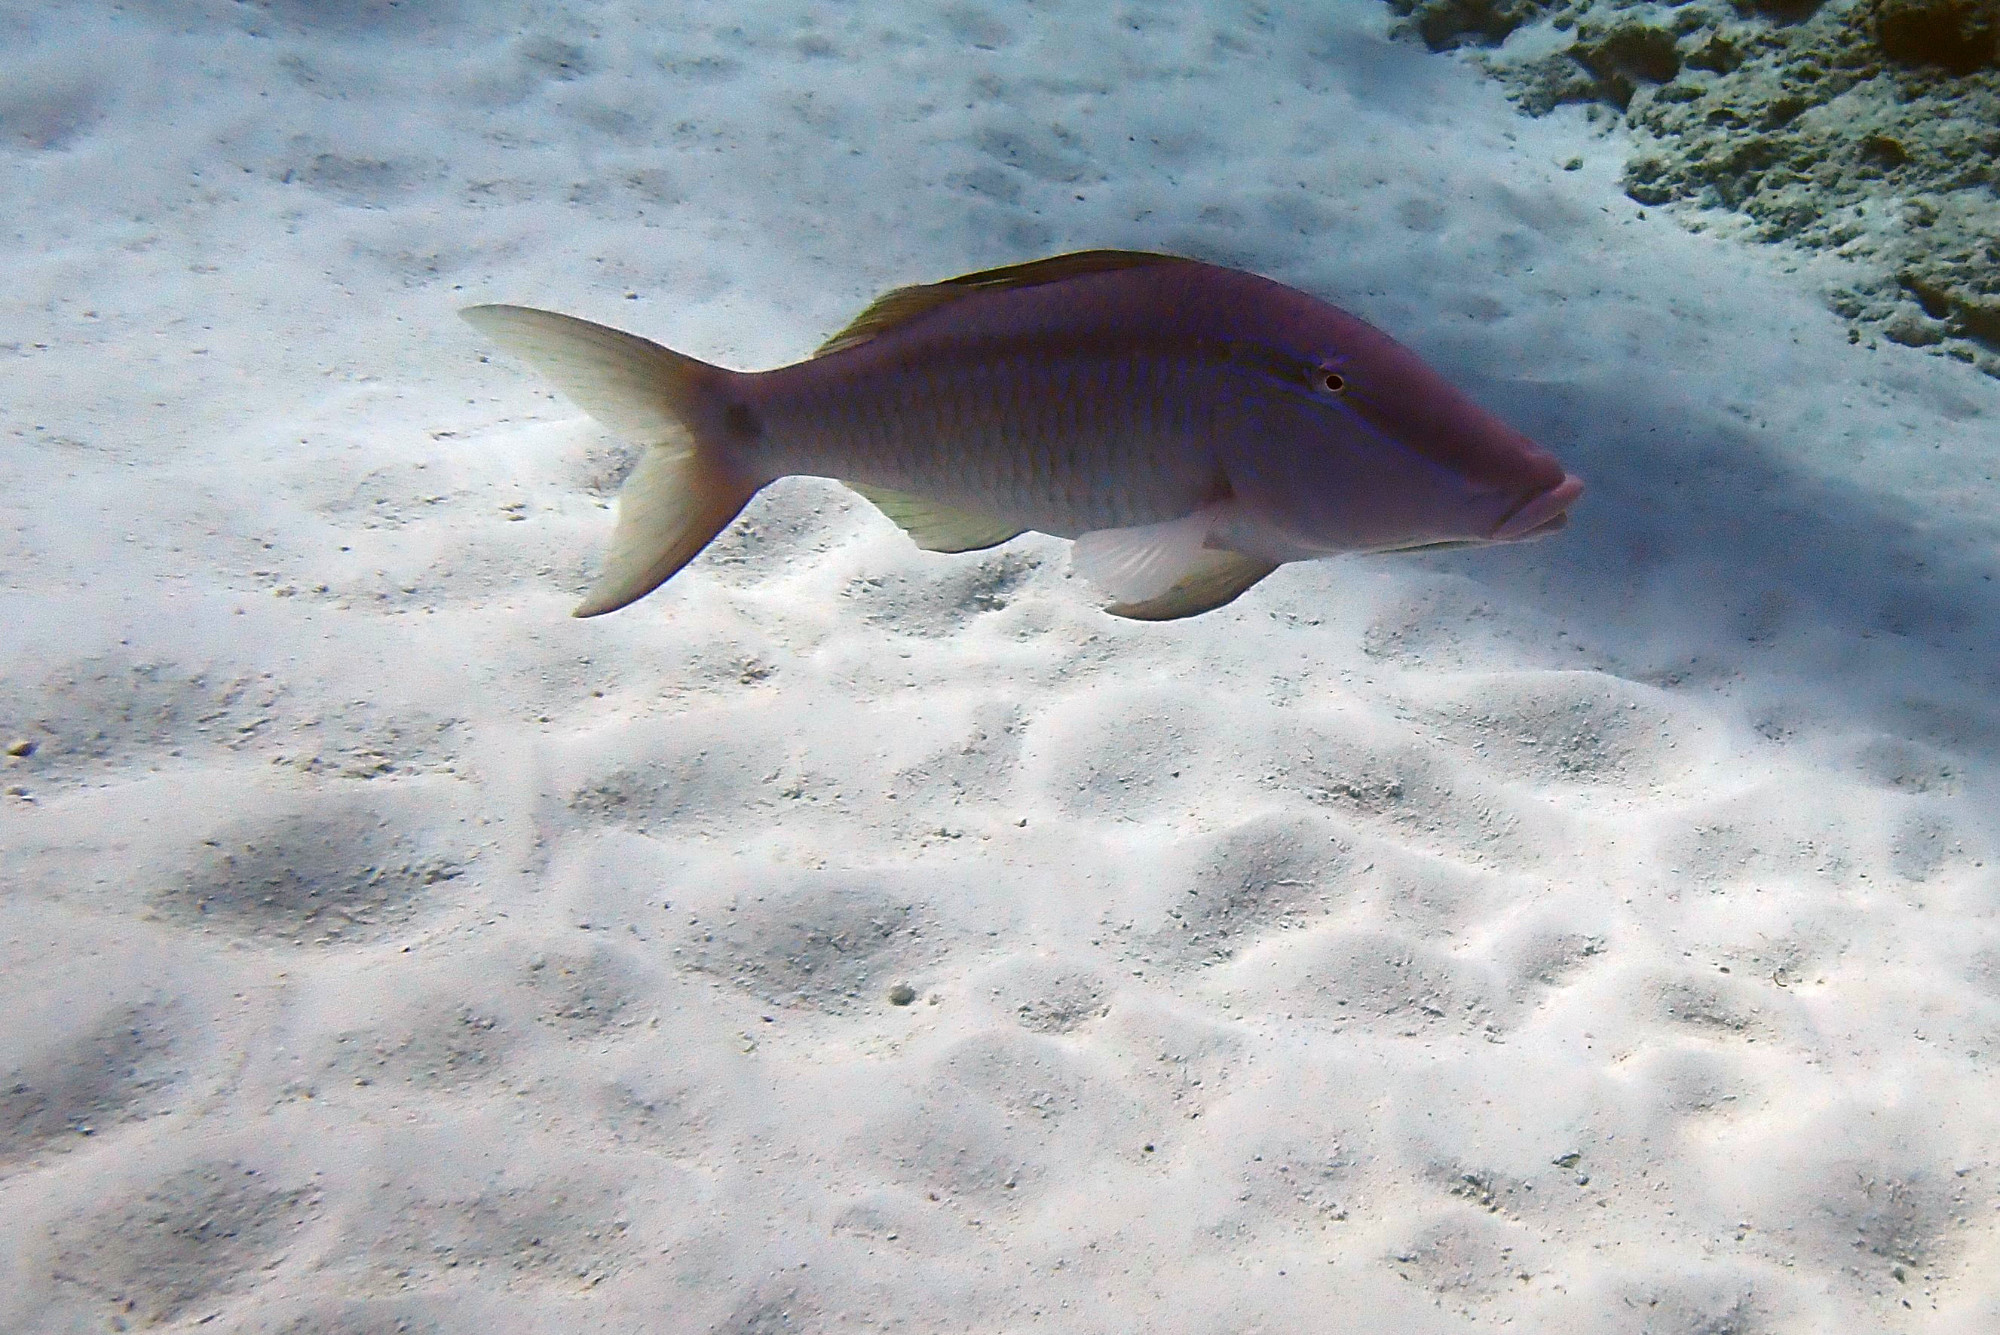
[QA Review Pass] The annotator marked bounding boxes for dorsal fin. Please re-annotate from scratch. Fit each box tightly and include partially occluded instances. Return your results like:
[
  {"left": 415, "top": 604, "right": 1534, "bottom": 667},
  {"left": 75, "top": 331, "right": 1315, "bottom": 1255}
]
[
  {"left": 814, "top": 250, "right": 1189, "bottom": 357},
  {"left": 939, "top": 249, "right": 1189, "bottom": 292},
  {"left": 813, "top": 286, "right": 971, "bottom": 357}
]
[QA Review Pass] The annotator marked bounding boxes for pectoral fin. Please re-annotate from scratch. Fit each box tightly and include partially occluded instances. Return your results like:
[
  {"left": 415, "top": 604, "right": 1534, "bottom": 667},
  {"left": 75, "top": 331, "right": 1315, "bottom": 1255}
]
[{"left": 845, "top": 483, "right": 1024, "bottom": 553}]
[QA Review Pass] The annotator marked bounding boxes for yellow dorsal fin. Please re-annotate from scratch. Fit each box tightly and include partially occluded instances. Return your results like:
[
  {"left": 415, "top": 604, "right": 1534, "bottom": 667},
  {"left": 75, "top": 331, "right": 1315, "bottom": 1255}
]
[
  {"left": 814, "top": 250, "right": 1188, "bottom": 357},
  {"left": 814, "top": 286, "right": 969, "bottom": 357},
  {"left": 939, "top": 249, "right": 1189, "bottom": 292},
  {"left": 845, "top": 483, "right": 1024, "bottom": 553}
]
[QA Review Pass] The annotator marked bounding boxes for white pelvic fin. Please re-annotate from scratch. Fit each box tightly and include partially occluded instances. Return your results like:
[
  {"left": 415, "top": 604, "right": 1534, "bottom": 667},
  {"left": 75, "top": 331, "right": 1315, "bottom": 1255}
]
[
  {"left": 1104, "top": 549, "right": 1280, "bottom": 621},
  {"left": 462, "top": 304, "right": 758, "bottom": 616},
  {"left": 844, "top": 483, "right": 1024, "bottom": 553},
  {"left": 1071, "top": 511, "right": 1218, "bottom": 605}
]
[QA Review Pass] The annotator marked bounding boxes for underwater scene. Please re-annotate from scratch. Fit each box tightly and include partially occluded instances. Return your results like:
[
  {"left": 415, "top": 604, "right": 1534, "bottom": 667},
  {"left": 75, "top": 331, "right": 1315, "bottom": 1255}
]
[{"left": 3, "top": 1, "right": 1998, "bottom": 1330}]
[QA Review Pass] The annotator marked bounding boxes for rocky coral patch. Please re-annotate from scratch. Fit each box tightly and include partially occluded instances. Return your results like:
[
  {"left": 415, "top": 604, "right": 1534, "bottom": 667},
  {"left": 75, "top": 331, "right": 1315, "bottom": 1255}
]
[{"left": 1386, "top": 0, "right": 2000, "bottom": 374}]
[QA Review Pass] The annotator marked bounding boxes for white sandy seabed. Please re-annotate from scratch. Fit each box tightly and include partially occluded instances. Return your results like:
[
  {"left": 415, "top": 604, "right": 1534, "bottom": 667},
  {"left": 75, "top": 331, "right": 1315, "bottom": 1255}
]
[{"left": 4, "top": 2, "right": 2000, "bottom": 1331}]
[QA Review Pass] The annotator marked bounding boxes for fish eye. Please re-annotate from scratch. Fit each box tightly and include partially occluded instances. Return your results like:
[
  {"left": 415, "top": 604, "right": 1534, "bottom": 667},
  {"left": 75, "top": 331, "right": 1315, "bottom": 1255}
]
[{"left": 1318, "top": 371, "right": 1346, "bottom": 394}]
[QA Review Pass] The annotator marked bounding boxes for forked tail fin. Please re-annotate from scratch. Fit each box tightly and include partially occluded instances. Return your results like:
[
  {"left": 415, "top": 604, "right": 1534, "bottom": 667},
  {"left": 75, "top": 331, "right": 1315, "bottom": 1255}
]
[{"left": 461, "top": 305, "right": 760, "bottom": 616}]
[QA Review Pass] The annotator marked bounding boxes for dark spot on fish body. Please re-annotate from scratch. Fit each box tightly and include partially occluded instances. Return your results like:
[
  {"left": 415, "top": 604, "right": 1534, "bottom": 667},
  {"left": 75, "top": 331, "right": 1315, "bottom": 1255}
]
[{"left": 724, "top": 402, "right": 762, "bottom": 441}]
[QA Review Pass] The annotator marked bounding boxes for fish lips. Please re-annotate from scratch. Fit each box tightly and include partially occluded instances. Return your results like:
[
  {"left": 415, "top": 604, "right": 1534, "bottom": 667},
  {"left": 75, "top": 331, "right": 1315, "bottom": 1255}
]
[{"left": 1489, "top": 473, "right": 1584, "bottom": 542}]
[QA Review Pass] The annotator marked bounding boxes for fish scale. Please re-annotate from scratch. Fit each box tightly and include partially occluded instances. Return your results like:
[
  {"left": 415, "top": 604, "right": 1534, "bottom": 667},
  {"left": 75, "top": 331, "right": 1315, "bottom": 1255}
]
[{"left": 767, "top": 343, "right": 1219, "bottom": 536}]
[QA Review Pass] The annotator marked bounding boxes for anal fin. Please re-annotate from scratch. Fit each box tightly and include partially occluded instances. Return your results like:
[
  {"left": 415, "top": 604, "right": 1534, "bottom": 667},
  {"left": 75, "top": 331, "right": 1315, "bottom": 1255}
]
[{"left": 845, "top": 483, "right": 1023, "bottom": 553}]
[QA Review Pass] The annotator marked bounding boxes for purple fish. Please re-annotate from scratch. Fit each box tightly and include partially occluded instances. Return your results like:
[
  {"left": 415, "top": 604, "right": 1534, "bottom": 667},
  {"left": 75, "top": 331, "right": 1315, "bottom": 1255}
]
[{"left": 464, "top": 250, "right": 1580, "bottom": 620}]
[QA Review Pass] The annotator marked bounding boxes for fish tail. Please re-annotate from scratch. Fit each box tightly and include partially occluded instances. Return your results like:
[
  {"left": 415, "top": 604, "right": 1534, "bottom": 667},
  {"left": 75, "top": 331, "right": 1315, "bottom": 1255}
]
[{"left": 461, "top": 305, "right": 761, "bottom": 617}]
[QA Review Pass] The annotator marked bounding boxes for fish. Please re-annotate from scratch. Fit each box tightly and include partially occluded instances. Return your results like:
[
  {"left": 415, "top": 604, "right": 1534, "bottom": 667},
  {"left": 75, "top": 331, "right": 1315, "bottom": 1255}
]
[{"left": 462, "top": 250, "right": 1581, "bottom": 621}]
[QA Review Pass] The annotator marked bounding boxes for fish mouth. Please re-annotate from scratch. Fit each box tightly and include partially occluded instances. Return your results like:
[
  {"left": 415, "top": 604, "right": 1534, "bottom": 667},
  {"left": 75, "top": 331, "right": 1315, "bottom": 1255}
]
[{"left": 1490, "top": 473, "right": 1584, "bottom": 542}]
